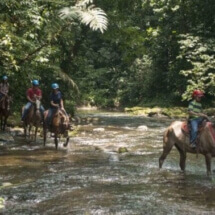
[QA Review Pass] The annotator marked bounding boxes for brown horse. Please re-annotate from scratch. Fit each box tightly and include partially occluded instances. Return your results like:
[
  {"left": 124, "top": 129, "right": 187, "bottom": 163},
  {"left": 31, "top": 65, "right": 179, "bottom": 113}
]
[
  {"left": 43, "top": 108, "right": 70, "bottom": 149},
  {"left": 0, "top": 95, "right": 11, "bottom": 131},
  {"left": 23, "top": 99, "right": 42, "bottom": 141},
  {"left": 159, "top": 120, "right": 215, "bottom": 175}
]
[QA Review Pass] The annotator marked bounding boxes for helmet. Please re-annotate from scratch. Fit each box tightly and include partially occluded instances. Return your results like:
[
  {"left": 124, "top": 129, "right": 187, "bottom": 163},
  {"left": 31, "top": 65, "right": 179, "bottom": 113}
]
[
  {"left": 2, "top": 75, "right": 8, "bottom": 80},
  {"left": 52, "top": 83, "right": 59, "bottom": 89},
  {"left": 32, "top": 80, "right": 39, "bottom": 86},
  {"left": 192, "top": 90, "right": 204, "bottom": 98}
]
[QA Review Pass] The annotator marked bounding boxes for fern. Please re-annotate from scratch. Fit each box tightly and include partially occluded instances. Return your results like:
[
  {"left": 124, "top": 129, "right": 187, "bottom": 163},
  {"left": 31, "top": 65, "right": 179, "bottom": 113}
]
[{"left": 59, "top": 0, "right": 108, "bottom": 33}]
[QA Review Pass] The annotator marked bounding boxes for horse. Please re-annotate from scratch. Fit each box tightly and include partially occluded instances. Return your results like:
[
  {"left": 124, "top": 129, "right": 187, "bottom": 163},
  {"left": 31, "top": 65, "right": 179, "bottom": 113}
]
[
  {"left": 0, "top": 95, "right": 11, "bottom": 131},
  {"left": 43, "top": 108, "right": 70, "bottom": 150},
  {"left": 159, "top": 120, "right": 215, "bottom": 175},
  {"left": 23, "top": 99, "right": 42, "bottom": 141}
]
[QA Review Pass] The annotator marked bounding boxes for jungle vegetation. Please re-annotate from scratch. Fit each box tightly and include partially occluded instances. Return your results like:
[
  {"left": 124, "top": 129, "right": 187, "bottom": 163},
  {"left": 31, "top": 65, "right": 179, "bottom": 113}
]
[{"left": 1, "top": 0, "right": 215, "bottom": 112}]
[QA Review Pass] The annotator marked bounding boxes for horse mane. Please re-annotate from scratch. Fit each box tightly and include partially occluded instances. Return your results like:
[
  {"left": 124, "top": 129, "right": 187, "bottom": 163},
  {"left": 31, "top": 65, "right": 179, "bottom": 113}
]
[
  {"left": 52, "top": 109, "right": 70, "bottom": 131},
  {"left": 24, "top": 101, "right": 41, "bottom": 125}
]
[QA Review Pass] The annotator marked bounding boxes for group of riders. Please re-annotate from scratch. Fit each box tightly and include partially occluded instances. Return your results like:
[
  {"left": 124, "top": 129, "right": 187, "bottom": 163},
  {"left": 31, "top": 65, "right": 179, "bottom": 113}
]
[
  {"left": 0, "top": 75, "right": 210, "bottom": 149},
  {"left": 0, "top": 75, "right": 67, "bottom": 128}
]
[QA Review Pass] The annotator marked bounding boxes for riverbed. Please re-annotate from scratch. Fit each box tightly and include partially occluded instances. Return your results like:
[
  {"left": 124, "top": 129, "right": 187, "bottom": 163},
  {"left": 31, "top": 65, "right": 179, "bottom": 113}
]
[{"left": 0, "top": 111, "right": 215, "bottom": 214}]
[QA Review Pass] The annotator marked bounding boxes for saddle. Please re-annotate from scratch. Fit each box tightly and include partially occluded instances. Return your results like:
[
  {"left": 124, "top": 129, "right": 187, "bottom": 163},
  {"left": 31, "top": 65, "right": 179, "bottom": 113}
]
[{"left": 181, "top": 120, "right": 206, "bottom": 136}]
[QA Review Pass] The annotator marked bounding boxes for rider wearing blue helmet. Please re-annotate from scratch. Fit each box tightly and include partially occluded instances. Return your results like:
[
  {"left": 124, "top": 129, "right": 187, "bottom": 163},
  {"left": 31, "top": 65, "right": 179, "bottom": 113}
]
[
  {"left": 21, "top": 80, "right": 45, "bottom": 121},
  {"left": 45, "top": 83, "right": 65, "bottom": 126}
]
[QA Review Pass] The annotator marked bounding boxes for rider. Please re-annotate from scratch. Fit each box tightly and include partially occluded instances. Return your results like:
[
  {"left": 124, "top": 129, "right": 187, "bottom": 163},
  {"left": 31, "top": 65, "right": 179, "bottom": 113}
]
[
  {"left": 21, "top": 80, "right": 45, "bottom": 121},
  {"left": 188, "top": 90, "right": 209, "bottom": 148},
  {"left": 0, "top": 75, "right": 9, "bottom": 108},
  {"left": 45, "top": 83, "right": 66, "bottom": 126}
]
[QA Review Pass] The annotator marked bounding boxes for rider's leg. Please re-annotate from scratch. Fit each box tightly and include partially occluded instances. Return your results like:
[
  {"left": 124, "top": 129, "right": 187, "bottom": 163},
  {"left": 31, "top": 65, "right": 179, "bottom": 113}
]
[
  {"left": 190, "top": 117, "right": 203, "bottom": 147},
  {"left": 0, "top": 93, "right": 4, "bottom": 101},
  {"left": 40, "top": 105, "right": 45, "bottom": 120},
  {"left": 46, "top": 108, "right": 53, "bottom": 126},
  {"left": 21, "top": 102, "right": 32, "bottom": 121}
]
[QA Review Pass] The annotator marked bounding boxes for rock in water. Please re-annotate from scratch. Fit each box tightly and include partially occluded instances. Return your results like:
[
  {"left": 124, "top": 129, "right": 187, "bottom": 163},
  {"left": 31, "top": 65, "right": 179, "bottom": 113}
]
[
  {"left": 137, "top": 125, "right": 148, "bottom": 131},
  {"left": 118, "top": 147, "right": 128, "bottom": 153},
  {"left": 93, "top": 128, "right": 105, "bottom": 132},
  {"left": 0, "top": 132, "right": 14, "bottom": 142}
]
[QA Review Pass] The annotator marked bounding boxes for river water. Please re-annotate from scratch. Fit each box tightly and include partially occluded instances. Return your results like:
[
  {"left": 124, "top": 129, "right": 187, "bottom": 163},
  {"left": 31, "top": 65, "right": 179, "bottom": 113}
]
[{"left": 0, "top": 111, "right": 215, "bottom": 215}]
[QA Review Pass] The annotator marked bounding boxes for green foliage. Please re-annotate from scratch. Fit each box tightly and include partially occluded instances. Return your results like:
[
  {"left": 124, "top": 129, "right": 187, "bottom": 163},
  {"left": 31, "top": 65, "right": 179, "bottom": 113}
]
[
  {"left": 1, "top": 0, "right": 215, "bottom": 111},
  {"left": 0, "top": 197, "right": 5, "bottom": 209},
  {"left": 178, "top": 34, "right": 215, "bottom": 100},
  {"left": 0, "top": 0, "right": 107, "bottom": 112}
]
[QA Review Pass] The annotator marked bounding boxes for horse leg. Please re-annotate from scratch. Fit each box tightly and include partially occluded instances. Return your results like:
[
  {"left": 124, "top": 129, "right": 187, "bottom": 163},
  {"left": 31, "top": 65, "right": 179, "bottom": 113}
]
[
  {"left": 3, "top": 116, "right": 5, "bottom": 131},
  {"left": 54, "top": 133, "right": 58, "bottom": 150},
  {"left": 43, "top": 126, "right": 47, "bottom": 147},
  {"left": 159, "top": 145, "right": 174, "bottom": 168},
  {"left": 3, "top": 115, "right": 8, "bottom": 131},
  {"left": 3, "top": 117, "right": 5, "bottom": 131},
  {"left": 0, "top": 115, "right": 2, "bottom": 131},
  {"left": 35, "top": 126, "right": 38, "bottom": 142},
  {"left": 175, "top": 144, "right": 187, "bottom": 171},
  {"left": 205, "top": 153, "right": 212, "bottom": 176},
  {"left": 159, "top": 129, "right": 174, "bottom": 168},
  {"left": 63, "top": 136, "right": 70, "bottom": 147},
  {"left": 28, "top": 125, "right": 32, "bottom": 139},
  {"left": 24, "top": 124, "right": 27, "bottom": 138}
]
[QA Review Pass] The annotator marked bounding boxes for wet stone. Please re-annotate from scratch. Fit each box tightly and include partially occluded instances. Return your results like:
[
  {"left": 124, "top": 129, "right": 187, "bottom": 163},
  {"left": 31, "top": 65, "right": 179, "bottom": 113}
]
[
  {"left": 137, "top": 125, "right": 148, "bottom": 131},
  {"left": 0, "top": 132, "right": 14, "bottom": 142},
  {"left": 93, "top": 128, "right": 105, "bottom": 132},
  {"left": 118, "top": 147, "right": 128, "bottom": 153},
  {"left": 1, "top": 182, "right": 13, "bottom": 187}
]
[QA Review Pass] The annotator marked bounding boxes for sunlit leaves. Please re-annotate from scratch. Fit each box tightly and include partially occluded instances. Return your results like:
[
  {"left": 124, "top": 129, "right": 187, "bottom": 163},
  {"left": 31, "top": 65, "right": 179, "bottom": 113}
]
[
  {"left": 179, "top": 34, "right": 215, "bottom": 99},
  {"left": 59, "top": 1, "right": 108, "bottom": 33}
]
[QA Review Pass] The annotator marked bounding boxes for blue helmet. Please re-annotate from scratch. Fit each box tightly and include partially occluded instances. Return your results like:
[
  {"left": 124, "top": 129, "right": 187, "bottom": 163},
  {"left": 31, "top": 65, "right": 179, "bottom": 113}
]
[
  {"left": 32, "top": 80, "right": 39, "bottom": 86},
  {"left": 52, "top": 83, "right": 59, "bottom": 89},
  {"left": 2, "top": 75, "right": 8, "bottom": 80}
]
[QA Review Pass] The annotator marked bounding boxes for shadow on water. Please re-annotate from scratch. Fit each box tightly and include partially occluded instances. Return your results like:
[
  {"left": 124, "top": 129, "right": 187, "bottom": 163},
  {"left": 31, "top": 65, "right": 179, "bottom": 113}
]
[{"left": 1, "top": 111, "right": 215, "bottom": 214}]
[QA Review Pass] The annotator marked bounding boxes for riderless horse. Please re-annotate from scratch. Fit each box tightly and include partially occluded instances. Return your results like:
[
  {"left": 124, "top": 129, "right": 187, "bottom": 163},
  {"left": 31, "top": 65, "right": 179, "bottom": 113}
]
[
  {"left": 0, "top": 95, "right": 11, "bottom": 131},
  {"left": 22, "top": 99, "right": 43, "bottom": 141},
  {"left": 43, "top": 108, "right": 70, "bottom": 150}
]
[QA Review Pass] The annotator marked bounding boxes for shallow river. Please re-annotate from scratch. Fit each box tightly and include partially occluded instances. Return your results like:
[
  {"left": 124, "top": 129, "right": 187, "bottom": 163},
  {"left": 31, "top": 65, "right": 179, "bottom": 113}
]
[{"left": 1, "top": 111, "right": 215, "bottom": 215}]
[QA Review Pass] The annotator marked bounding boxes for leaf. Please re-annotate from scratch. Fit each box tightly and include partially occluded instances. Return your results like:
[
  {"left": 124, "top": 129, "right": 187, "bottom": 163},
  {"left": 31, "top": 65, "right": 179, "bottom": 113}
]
[{"left": 59, "top": 3, "right": 108, "bottom": 33}]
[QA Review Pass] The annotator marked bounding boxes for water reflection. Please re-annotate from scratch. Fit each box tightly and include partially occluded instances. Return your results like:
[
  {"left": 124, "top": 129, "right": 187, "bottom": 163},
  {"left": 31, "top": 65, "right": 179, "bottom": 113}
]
[{"left": 0, "top": 111, "right": 215, "bottom": 214}]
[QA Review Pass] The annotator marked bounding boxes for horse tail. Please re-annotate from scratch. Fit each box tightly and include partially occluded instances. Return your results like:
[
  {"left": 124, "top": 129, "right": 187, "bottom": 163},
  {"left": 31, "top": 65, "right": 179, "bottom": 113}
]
[
  {"left": 159, "top": 126, "right": 174, "bottom": 168},
  {"left": 163, "top": 127, "right": 171, "bottom": 145}
]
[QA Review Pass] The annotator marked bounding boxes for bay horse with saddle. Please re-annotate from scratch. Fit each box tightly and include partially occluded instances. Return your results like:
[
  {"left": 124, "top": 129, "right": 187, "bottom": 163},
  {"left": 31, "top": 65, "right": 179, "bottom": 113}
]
[
  {"left": 159, "top": 119, "right": 215, "bottom": 175},
  {"left": 0, "top": 75, "right": 10, "bottom": 131},
  {"left": 0, "top": 95, "right": 12, "bottom": 131},
  {"left": 159, "top": 90, "right": 215, "bottom": 175},
  {"left": 22, "top": 80, "right": 44, "bottom": 141},
  {"left": 43, "top": 83, "right": 70, "bottom": 150},
  {"left": 43, "top": 107, "right": 70, "bottom": 149},
  {"left": 22, "top": 99, "right": 44, "bottom": 140}
]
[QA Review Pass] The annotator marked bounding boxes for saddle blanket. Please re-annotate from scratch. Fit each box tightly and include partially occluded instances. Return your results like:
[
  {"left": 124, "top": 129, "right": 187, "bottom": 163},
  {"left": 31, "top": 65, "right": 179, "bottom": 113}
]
[{"left": 181, "top": 121, "right": 215, "bottom": 142}]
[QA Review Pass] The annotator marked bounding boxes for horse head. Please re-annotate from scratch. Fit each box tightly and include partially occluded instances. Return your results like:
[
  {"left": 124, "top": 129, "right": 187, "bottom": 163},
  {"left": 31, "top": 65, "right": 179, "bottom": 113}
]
[
  {"left": 45, "top": 108, "right": 70, "bottom": 149},
  {"left": 5, "top": 96, "right": 12, "bottom": 111},
  {"left": 35, "top": 99, "right": 41, "bottom": 117},
  {"left": 59, "top": 109, "right": 70, "bottom": 131}
]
